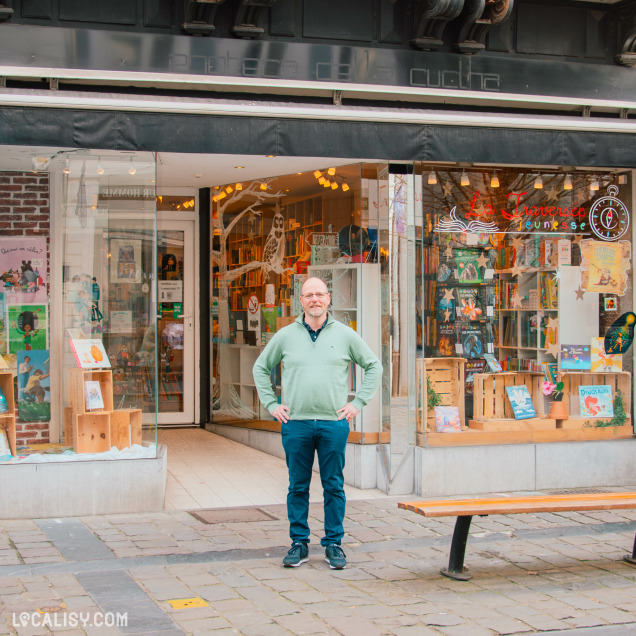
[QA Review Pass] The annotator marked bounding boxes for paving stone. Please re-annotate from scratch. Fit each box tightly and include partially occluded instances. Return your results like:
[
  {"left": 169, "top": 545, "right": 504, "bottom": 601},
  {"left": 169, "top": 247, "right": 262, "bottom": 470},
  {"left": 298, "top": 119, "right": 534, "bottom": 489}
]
[{"left": 175, "top": 616, "right": 232, "bottom": 631}]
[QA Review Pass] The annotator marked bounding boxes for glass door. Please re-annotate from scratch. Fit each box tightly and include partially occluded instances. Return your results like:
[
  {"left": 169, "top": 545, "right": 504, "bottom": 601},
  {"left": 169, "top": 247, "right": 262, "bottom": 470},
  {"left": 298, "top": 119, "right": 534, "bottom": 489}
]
[{"left": 156, "top": 220, "right": 195, "bottom": 425}]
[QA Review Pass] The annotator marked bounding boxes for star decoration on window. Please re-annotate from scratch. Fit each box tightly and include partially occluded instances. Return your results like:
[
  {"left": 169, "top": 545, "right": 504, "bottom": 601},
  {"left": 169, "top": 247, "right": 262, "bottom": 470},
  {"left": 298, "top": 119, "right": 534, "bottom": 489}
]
[
  {"left": 444, "top": 243, "right": 454, "bottom": 259},
  {"left": 551, "top": 268, "right": 562, "bottom": 285},
  {"left": 544, "top": 341, "right": 560, "bottom": 357},
  {"left": 544, "top": 186, "right": 559, "bottom": 202},
  {"left": 510, "top": 262, "right": 525, "bottom": 278},
  {"left": 442, "top": 181, "right": 454, "bottom": 198},
  {"left": 476, "top": 252, "right": 490, "bottom": 269},
  {"left": 443, "top": 288, "right": 455, "bottom": 302},
  {"left": 571, "top": 234, "right": 583, "bottom": 246},
  {"left": 511, "top": 290, "right": 523, "bottom": 308},
  {"left": 575, "top": 286, "right": 585, "bottom": 300},
  {"left": 444, "top": 309, "right": 451, "bottom": 322}
]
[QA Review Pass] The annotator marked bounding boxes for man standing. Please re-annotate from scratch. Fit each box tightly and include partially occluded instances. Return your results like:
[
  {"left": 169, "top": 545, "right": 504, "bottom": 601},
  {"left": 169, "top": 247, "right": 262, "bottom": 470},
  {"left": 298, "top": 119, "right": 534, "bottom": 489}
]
[{"left": 253, "top": 277, "right": 381, "bottom": 570}]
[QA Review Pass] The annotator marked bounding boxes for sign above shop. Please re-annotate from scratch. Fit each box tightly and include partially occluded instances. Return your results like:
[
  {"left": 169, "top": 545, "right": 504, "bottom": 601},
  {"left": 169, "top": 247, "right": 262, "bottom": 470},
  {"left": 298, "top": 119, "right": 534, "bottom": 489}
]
[{"left": 99, "top": 187, "right": 154, "bottom": 201}]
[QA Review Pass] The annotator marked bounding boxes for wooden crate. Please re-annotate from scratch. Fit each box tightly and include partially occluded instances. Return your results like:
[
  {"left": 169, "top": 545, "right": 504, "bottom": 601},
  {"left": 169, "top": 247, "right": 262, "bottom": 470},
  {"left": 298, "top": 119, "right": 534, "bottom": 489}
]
[
  {"left": 68, "top": 369, "right": 114, "bottom": 414},
  {"left": 64, "top": 406, "right": 73, "bottom": 446},
  {"left": 557, "top": 371, "right": 632, "bottom": 429},
  {"left": 110, "top": 409, "right": 142, "bottom": 449},
  {"left": 73, "top": 412, "right": 111, "bottom": 453},
  {"left": 417, "top": 358, "right": 466, "bottom": 434},
  {"left": 469, "top": 371, "right": 556, "bottom": 431},
  {"left": 0, "top": 372, "right": 16, "bottom": 457}
]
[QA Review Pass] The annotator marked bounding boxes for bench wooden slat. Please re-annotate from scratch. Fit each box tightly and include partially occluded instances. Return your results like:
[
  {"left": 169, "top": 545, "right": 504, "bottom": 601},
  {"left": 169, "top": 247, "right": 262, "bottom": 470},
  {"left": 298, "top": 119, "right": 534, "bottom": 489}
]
[{"left": 399, "top": 492, "right": 636, "bottom": 517}]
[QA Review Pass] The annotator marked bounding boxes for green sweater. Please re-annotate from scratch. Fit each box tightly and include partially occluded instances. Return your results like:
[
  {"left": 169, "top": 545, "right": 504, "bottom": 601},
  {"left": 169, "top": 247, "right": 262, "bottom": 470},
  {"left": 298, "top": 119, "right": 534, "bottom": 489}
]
[{"left": 253, "top": 313, "right": 382, "bottom": 421}]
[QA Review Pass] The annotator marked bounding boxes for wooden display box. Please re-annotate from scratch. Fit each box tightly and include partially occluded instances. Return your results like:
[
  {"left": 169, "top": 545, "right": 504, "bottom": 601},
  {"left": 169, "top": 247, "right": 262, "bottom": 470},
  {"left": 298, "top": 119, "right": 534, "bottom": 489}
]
[
  {"left": 73, "top": 412, "right": 111, "bottom": 453},
  {"left": 68, "top": 369, "right": 114, "bottom": 414},
  {"left": 110, "top": 409, "right": 142, "bottom": 449},
  {"left": 557, "top": 371, "right": 632, "bottom": 430},
  {"left": 0, "top": 371, "right": 16, "bottom": 457},
  {"left": 469, "top": 371, "right": 556, "bottom": 431},
  {"left": 417, "top": 358, "right": 466, "bottom": 436}
]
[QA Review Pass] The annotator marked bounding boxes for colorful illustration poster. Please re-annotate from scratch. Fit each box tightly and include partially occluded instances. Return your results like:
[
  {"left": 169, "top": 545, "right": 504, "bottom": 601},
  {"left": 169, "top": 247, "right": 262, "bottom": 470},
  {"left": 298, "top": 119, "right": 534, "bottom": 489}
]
[
  {"left": 604, "top": 312, "right": 635, "bottom": 355},
  {"left": 0, "top": 291, "right": 5, "bottom": 355},
  {"left": 560, "top": 344, "right": 591, "bottom": 370},
  {"left": 6, "top": 304, "right": 47, "bottom": 353},
  {"left": 590, "top": 337, "right": 622, "bottom": 372},
  {"left": 579, "top": 385, "right": 614, "bottom": 418},
  {"left": 434, "top": 406, "right": 461, "bottom": 432},
  {"left": 580, "top": 239, "right": 631, "bottom": 295},
  {"left": 456, "top": 250, "right": 481, "bottom": 284},
  {"left": 110, "top": 238, "right": 142, "bottom": 284},
  {"left": 0, "top": 237, "right": 47, "bottom": 303},
  {"left": 505, "top": 385, "right": 537, "bottom": 420},
  {"left": 17, "top": 349, "right": 50, "bottom": 422}
]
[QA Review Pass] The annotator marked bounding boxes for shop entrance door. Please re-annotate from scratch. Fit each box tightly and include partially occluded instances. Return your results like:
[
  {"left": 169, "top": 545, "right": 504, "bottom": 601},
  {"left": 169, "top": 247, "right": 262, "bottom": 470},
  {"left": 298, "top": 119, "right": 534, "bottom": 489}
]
[{"left": 156, "top": 220, "right": 195, "bottom": 426}]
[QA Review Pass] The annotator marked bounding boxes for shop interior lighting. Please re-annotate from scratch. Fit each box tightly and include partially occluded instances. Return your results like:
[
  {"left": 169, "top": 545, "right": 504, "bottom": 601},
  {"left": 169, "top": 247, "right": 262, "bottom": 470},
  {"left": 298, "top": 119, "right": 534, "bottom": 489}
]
[
  {"left": 328, "top": 167, "right": 336, "bottom": 176},
  {"left": 96, "top": 160, "right": 104, "bottom": 175},
  {"left": 460, "top": 171, "right": 470, "bottom": 187},
  {"left": 318, "top": 176, "right": 325, "bottom": 185},
  {"left": 490, "top": 173, "right": 500, "bottom": 188},
  {"left": 235, "top": 166, "right": 244, "bottom": 169},
  {"left": 218, "top": 190, "right": 227, "bottom": 199},
  {"left": 342, "top": 182, "right": 350, "bottom": 192},
  {"left": 225, "top": 185, "right": 233, "bottom": 194},
  {"left": 266, "top": 154, "right": 275, "bottom": 158},
  {"left": 235, "top": 182, "right": 243, "bottom": 191},
  {"left": 534, "top": 175, "right": 543, "bottom": 189},
  {"left": 128, "top": 157, "right": 136, "bottom": 175},
  {"left": 428, "top": 170, "right": 437, "bottom": 185},
  {"left": 589, "top": 177, "right": 600, "bottom": 191},
  {"left": 563, "top": 174, "right": 573, "bottom": 190},
  {"left": 259, "top": 182, "right": 268, "bottom": 190},
  {"left": 323, "top": 180, "right": 331, "bottom": 188},
  {"left": 63, "top": 159, "right": 70, "bottom": 174},
  {"left": 331, "top": 181, "right": 338, "bottom": 189},
  {"left": 313, "top": 170, "right": 322, "bottom": 179}
]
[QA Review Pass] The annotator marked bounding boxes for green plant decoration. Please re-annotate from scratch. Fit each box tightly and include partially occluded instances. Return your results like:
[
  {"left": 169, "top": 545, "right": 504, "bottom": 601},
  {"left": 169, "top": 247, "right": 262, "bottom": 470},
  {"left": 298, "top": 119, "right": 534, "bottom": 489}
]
[
  {"left": 585, "top": 390, "right": 627, "bottom": 429},
  {"left": 427, "top": 376, "right": 443, "bottom": 412}
]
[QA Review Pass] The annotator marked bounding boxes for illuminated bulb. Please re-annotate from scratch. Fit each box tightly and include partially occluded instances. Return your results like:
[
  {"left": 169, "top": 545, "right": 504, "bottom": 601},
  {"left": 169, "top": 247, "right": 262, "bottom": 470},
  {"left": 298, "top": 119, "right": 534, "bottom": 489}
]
[
  {"left": 331, "top": 182, "right": 338, "bottom": 189},
  {"left": 460, "top": 171, "right": 469, "bottom": 187},
  {"left": 590, "top": 177, "right": 600, "bottom": 191},
  {"left": 96, "top": 162, "right": 104, "bottom": 175},
  {"left": 342, "top": 183, "right": 350, "bottom": 192},
  {"left": 318, "top": 177, "right": 325, "bottom": 185},
  {"left": 534, "top": 175, "right": 543, "bottom": 189},
  {"left": 218, "top": 191, "right": 227, "bottom": 200},
  {"left": 490, "top": 174, "right": 500, "bottom": 188},
  {"left": 225, "top": 185, "right": 233, "bottom": 193},
  {"left": 212, "top": 195, "right": 218, "bottom": 202},
  {"left": 259, "top": 182, "right": 268, "bottom": 190},
  {"left": 314, "top": 170, "right": 322, "bottom": 179},
  {"left": 63, "top": 159, "right": 70, "bottom": 174},
  {"left": 323, "top": 180, "right": 331, "bottom": 188},
  {"left": 563, "top": 174, "right": 573, "bottom": 190},
  {"left": 428, "top": 171, "right": 437, "bottom": 185},
  {"left": 327, "top": 167, "right": 336, "bottom": 176},
  {"left": 128, "top": 157, "right": 136, "bottom": 175},
  {"left": 235, "top": 183, "right": 243, "bottom": 191}
]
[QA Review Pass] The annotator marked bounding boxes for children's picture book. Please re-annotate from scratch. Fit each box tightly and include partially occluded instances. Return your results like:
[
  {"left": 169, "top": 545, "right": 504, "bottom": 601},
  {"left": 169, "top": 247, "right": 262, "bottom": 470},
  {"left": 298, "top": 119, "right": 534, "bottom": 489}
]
[
  {"left": 0, "top": 353, "right": 7, "bottom": 370},
  {"left": 483, "top": 353, "right": 503, "bottom": 372},
  {"left": 84, "top": 380, "right": 105, "bottom": 411},
  {"left": 505, "top": 385, "right": 537, "bottom": 420},
  {"left": 590, "top": 337, "right": 622, "bottom": 372},
  {"left": 0, "top": 385, "right": 8, "bottom": 414},
  {"left": 459, "top": 324, "right": 484, "bottom": 359},
  {"left": 69, "top": 339, "right": 111, "bottom": 369},
  {"left": 560, "top": 344, "right": 591, "bottom": 370},
  {"left": 456, "top": 250, "right": 481, "bottom": 284},
  {"left": 464, "top": 359, "right": 486, "bottom": 394},
  {"left": 436, "top": 262, "right": 453, "bottom": 282},
  {"left": 541, "top": 361, "right": 558, "bottom": 384},
  {"left": 456, "top": 287, "right": 483, "bottom": 321},
  {"left": 437, "top": 323, "right": 457, "bottom": 357},
  {"left": 579, "top": 385, "right": 614, "bottom": 418},
  {"left": 580, "top": 239, "right": 631, "bottom": 296},
  {"left": 435, "top": 288, "right": 455, "bottom": 322},
  {"left": 434, "top": 406, "right": 462, "bottom": 432}
]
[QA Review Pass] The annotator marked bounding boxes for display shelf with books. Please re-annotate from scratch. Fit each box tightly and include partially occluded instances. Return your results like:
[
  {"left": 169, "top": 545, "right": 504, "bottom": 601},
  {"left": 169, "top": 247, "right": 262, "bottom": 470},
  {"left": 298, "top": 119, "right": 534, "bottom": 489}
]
[{"left": 0, "top": 371, "right": 17, "bottom": 458}]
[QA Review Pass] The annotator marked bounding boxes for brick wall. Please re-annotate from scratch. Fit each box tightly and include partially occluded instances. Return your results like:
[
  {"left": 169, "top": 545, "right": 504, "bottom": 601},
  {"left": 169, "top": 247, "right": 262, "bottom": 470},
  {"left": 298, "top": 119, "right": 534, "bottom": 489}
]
[{"left": 0, "top": 171, "right": 51, "bottom": 445}]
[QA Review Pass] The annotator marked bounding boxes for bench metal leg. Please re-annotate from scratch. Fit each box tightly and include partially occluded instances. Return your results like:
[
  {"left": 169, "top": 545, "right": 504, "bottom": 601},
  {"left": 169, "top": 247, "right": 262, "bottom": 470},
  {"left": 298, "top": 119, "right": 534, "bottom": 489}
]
[
  {"left": 624, "top": 533, "right": 636, "bottom": 566},
  {"left": 440, "top": 515, "right": 472, "bottom": 581}
]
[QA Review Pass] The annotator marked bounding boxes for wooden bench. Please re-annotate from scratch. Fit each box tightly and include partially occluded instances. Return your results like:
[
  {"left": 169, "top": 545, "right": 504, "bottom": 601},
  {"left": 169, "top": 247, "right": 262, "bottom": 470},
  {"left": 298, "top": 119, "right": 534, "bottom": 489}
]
[{"left": 399, "top": 492, "right": 636, "bottom": 581}]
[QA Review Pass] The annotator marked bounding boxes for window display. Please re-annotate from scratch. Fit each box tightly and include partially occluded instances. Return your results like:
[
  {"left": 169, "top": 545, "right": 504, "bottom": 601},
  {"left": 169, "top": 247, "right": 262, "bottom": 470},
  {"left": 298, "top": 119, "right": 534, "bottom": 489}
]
[{"left": 419, "top": 165, "right": 633, "bottom": 445}]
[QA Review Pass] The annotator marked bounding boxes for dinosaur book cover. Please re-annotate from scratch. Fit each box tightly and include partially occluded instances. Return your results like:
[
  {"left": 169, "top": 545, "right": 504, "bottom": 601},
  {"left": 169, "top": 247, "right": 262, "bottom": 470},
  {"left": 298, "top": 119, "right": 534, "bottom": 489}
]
[{"left": 578, "top": 385, "right": 614, "bottom": 418}]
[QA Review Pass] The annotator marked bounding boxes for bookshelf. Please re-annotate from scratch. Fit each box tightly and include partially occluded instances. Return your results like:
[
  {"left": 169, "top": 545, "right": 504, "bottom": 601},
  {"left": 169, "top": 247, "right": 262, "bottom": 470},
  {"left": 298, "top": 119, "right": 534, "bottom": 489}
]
[{"left": 498, "top": 268, "right": 558, "bottom": 373}]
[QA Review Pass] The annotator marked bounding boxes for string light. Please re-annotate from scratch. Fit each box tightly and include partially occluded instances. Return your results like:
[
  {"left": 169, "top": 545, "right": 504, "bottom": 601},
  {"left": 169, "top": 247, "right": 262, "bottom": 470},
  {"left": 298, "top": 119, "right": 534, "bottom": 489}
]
[
  {"left": 235, "top": 183, "right": 243, "bottom": 191},
  {"left": 327, "top": 167, "right": 336, "bottom": 176},
  {"left": 225, "top": 185, "right": 233, "bottom": 194},
  {"left": 259, "top": 182, "right": 268, "bottom": 190},
  {"left": 313, "top": 170, "right": 322, "bottom": 179},
  {"left": 342, "top": 182, "right": 350, "bottom": 192}
]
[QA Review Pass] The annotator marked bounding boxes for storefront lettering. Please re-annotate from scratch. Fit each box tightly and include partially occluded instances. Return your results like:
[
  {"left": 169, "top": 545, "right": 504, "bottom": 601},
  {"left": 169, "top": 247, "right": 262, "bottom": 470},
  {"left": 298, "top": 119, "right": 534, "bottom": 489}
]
[
  {"left": 462, "top": 190, "right": 587, "bottom": 231},
  {"left": 410, "top": 60, "right": 500, "bottom": 91},
  {"left": 99, "top": 187, "right": 154, "bottom": 200}
]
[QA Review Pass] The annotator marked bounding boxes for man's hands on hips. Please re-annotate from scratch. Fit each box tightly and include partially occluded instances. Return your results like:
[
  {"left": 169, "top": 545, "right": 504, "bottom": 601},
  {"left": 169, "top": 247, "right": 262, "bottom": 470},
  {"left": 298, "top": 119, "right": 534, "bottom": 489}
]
[
  {"left": 272, "top": 404, "right": 290, "bottom": 423},
  {"left": 337, "top": 403, "right": 359, "bottom": 424}
]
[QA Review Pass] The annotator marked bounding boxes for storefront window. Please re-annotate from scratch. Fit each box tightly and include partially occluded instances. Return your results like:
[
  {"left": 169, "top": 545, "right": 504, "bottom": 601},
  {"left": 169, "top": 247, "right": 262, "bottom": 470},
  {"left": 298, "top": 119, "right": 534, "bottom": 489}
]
[
  {"left": 417, "top": 165, "right": 633, "bottom": 446},
  {"left": 209, "top": 164, "right": 383, "bottom": 442},
  {"left": 58, "top": 152, "right": 158, "bottom": 456}
]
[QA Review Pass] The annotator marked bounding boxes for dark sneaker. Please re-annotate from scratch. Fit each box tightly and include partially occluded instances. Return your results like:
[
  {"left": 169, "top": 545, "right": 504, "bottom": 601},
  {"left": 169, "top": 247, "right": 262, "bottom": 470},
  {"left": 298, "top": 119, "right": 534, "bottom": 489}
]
[
  {"left": 325, "top": 544, "right": 346, "bottom": 570},
  {"left": 282, "top": 542, "right": 308, "bottom": 567}
]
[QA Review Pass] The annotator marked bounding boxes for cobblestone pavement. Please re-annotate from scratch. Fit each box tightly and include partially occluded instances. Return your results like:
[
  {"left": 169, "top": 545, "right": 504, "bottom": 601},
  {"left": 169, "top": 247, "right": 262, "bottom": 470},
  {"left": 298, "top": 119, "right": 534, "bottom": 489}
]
[{"left": 2, "top": 491, "right": 636, "bottom": 635}]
